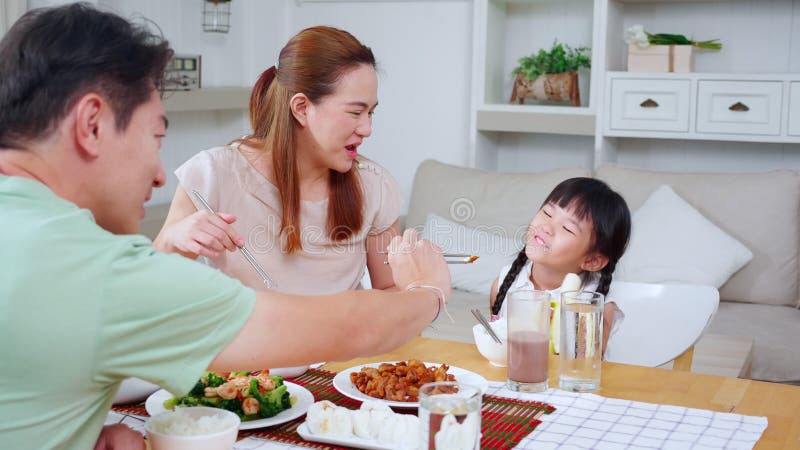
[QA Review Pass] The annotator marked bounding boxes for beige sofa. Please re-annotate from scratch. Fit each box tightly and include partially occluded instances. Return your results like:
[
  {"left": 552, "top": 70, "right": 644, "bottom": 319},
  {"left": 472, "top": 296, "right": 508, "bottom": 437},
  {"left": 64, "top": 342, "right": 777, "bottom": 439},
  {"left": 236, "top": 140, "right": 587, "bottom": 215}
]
[{"left": 409, "top": 159, "right": 800, "bottom": 383}]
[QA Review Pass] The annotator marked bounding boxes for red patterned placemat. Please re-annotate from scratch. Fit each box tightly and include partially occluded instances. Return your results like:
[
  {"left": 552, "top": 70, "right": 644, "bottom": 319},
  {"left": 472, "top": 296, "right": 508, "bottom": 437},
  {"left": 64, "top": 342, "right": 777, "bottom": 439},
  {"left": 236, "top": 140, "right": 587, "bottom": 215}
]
[{"left": 111, "top": 368, "right": 555, "bottom": 450}]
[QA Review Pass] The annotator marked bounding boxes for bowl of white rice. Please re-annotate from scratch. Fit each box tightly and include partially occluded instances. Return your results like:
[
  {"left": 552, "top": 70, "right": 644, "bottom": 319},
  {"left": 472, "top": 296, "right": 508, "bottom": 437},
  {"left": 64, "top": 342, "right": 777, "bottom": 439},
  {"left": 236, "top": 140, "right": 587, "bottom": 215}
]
[{"left": 146, "top": 407, "right": 240, "bottom": 450}]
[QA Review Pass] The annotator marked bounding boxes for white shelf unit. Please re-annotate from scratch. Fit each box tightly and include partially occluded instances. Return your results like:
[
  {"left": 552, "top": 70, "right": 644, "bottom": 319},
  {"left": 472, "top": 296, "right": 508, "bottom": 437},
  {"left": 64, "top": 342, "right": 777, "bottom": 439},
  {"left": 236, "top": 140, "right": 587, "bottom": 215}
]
[
  {"left": 470, "top": 0, "right": 601, "bottom": 169},
  {"left": 476, "top": 104, "right": 596, "bottom": 135},
  {"left": 605, "top": 72, "right": 800, "bottom": 144},
  {"left": 162, "top": 87, "right": 250, "bottom": 112},
  {"left": 470, "top": 0, "right": 800, "bottom": 171}
]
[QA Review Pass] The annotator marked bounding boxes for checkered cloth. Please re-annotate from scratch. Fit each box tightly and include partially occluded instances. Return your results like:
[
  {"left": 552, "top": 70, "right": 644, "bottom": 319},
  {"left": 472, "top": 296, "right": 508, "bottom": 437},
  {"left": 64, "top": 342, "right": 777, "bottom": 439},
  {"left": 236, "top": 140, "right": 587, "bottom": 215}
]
[{"left": 483, "top": 382, "right": 768, "bottom": 450}]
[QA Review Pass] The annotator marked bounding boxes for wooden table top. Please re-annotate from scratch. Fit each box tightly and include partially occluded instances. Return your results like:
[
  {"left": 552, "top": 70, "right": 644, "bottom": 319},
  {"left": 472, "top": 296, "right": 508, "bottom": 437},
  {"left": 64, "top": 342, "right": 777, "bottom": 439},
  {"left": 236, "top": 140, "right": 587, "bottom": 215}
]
[{"left": 322, "top": 337, "right": 800, "bottom": 450}]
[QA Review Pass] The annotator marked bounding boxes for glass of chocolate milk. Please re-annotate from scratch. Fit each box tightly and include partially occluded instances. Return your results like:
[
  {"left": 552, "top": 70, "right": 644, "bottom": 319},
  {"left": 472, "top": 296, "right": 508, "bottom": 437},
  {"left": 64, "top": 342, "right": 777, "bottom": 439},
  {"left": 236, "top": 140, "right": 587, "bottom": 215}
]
[{"left": 506, "top": 289, "right": 551, "bottom": 393}]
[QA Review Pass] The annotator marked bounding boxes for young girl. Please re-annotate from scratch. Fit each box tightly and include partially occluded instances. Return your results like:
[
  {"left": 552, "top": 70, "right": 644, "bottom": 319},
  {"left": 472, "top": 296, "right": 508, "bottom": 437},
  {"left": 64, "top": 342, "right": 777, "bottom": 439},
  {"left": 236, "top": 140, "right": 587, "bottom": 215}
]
[{"left": 489, "top": 177, "right": 631, "bottom": 352}]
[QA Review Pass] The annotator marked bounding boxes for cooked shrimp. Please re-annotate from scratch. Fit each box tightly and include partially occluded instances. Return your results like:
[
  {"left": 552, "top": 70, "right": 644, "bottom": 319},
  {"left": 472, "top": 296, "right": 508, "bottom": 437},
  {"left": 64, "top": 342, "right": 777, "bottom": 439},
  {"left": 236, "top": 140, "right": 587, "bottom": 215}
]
[
  {"left": 256, "top": 373, "right": 275, "bottom": 391},
  {"left": 242, "top": 397, "right": 260, "bottom": 416},
  {"left": 204, "top": 387, "right": 219, "bottom": 398},
  {"left": 217, "top": 382, "right": 238, "bottom": 400}
]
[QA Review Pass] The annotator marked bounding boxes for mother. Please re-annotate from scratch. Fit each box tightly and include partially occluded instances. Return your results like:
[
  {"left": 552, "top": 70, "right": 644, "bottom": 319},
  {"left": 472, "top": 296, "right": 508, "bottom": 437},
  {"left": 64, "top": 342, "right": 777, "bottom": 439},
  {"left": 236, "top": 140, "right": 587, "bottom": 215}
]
[{"left": 155, "top": 26, "right": 401, "bottom": 294}]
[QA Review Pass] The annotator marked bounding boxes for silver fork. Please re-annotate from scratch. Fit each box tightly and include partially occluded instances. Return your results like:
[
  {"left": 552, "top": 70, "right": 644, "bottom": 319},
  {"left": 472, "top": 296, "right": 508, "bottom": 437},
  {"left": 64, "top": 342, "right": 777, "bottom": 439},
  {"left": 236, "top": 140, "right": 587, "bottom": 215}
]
[{"left": 191, "top": 190, "right": 276, "bottom": 289}]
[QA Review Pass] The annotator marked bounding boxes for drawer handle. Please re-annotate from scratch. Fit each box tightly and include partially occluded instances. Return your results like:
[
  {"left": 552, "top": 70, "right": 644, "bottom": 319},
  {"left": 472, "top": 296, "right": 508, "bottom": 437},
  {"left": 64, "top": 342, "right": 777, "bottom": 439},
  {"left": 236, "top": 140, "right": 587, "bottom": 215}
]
[
  {"left": 729, "top": 102, "right": 750, "bottom": 112},
  {"left": 640, "top": 98, "right": 659, "bottom": 108}
]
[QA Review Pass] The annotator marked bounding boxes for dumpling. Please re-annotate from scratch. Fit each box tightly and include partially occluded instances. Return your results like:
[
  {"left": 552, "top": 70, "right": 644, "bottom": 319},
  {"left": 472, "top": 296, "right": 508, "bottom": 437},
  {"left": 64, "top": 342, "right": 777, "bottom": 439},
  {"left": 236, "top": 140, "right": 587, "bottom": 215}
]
[
  {"left": 351, "top": 409, "right": 371, "bottom": 439},
  {"left": 367, "top": 407, "right": 391, "bottom": 439},
  {"left": 305, "top": 400, "right": 336, "bottom": 435},
  {"left": 329, "top": 406, "right": 354, "bottom": 438},
  {"left": 434, "top": 413, "right": 480, "bottom": 450}
]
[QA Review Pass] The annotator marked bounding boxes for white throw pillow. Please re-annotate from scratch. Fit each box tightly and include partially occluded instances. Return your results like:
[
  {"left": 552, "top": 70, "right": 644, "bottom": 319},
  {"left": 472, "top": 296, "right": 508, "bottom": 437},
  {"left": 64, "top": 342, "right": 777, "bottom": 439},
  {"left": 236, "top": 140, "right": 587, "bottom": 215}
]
[
  {"left": 421, "top": 213, "right": 521, "bottom": 295},
  {"left": 614, "top": 185, "right": 753, "bottom": 288}
]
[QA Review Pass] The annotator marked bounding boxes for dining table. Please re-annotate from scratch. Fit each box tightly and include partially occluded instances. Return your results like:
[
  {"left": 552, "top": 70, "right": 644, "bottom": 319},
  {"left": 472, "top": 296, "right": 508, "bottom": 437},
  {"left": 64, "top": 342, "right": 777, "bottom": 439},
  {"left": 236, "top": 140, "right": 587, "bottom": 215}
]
[
  {"left": 111, "top": 336, "right": 800, "bottom": 449},
  {"left": 321, "top": 336, "right": 800, "bottom": 450}
]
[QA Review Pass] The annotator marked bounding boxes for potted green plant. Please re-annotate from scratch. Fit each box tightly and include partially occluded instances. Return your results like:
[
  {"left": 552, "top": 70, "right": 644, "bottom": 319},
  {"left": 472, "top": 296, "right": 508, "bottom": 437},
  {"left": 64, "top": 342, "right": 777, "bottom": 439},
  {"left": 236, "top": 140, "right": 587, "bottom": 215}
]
[{"left": 510, "top": 41, "right": 591, "bottom": 106}]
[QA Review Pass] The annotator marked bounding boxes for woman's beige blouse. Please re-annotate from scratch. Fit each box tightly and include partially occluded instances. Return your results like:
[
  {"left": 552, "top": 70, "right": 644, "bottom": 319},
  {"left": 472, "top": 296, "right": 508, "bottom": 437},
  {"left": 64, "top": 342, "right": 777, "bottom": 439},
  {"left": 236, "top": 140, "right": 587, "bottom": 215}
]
[{"left": 175, "top": 145, "right": 402, "bottom": 295}]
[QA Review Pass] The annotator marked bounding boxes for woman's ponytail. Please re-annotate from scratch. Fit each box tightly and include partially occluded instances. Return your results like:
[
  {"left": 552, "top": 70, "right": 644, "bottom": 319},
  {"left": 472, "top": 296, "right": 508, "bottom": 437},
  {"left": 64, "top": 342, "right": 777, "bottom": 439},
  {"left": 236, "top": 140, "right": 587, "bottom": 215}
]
[{"left": 249, "top": 66, "right": 277, "bottom": 138}]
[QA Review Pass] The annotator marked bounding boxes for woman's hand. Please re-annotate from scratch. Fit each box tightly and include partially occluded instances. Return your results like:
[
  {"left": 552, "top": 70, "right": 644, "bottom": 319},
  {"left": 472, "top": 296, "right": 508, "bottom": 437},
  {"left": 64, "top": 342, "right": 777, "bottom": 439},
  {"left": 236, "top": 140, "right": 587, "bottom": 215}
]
[
  {"left": 387, "top": 228, "right": 451, "bottom": 301},
  {"left": 157, "top": 209, "right": 244, "bottom": 259}
]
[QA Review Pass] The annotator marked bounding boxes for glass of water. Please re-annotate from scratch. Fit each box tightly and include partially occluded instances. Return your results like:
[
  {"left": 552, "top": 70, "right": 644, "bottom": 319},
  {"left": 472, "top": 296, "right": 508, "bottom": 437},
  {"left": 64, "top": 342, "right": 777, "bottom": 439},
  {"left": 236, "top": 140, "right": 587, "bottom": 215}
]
[
  {"left": 559, "top": 290, "right": 604, "bottom": 392},
  {"left": 418, "top": 382, "right": 481, "bottom": 450}
]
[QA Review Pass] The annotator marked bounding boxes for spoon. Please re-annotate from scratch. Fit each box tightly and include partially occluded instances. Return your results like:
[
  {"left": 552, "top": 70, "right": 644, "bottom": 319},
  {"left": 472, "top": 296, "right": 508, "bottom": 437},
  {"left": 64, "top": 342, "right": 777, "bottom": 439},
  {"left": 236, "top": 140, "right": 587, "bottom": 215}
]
[{"left": 471, "top": 308, "right": 503, "bottom": 344}]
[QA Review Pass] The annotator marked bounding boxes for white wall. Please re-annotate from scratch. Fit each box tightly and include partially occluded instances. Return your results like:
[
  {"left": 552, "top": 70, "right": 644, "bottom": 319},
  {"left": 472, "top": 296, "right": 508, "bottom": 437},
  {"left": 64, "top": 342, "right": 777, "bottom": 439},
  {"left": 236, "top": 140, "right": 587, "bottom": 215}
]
[
  {"left": 24, "top": 0, "right": 473, "bottom": 210},
  {"left": 18, "top": 0, "right": 800, "bottom": 205},
  {"left": 284, "top": 0, "right": 473, "bottom": 208}
]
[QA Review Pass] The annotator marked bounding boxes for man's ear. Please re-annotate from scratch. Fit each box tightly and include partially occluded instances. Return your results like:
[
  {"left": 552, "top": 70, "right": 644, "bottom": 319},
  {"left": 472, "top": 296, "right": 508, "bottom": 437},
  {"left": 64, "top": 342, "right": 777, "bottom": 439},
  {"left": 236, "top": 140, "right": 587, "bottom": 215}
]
[
  {"left": 73, "top": 93, "right": 108, "bottom": 159},
  {"left": 581, "top": 253, "right": 609, "bottom": 273},
  {"left": 289, "top": 93, "right": 311, "bottom": 127}
]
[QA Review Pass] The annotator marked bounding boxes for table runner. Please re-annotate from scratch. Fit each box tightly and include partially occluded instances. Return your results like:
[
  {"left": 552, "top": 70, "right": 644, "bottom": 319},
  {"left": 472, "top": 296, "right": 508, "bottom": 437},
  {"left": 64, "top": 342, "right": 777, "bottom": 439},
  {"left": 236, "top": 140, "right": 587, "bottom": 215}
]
[
  {"left": 110, "top": 369, "right": 555, "bottom": 450},
  {"left": 483, "top": 382, "right": 768, "bottom": 450}
]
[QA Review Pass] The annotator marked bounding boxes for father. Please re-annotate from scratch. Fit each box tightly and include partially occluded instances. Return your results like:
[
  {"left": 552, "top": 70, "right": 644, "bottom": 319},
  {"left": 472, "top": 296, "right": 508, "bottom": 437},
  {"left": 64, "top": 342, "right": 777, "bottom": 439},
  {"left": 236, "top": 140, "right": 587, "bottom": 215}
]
[{"left": 0, "top": 4, "right": 449, "bottom": 449}]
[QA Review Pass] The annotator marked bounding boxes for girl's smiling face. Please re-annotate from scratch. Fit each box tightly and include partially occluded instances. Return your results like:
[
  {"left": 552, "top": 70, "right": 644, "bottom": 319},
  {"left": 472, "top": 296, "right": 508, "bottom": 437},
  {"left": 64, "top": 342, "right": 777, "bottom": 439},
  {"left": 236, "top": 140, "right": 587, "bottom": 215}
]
[{"left": 525, "top": 201, "right": 600, "bottom": 274}]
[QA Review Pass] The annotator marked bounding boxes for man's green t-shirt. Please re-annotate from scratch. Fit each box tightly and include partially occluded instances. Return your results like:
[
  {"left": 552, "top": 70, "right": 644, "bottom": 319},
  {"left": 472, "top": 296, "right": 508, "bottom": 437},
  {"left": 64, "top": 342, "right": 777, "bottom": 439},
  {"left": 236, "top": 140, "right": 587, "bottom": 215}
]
[{"left": 0, "top": 175, "right": 256, "bottom": 449}]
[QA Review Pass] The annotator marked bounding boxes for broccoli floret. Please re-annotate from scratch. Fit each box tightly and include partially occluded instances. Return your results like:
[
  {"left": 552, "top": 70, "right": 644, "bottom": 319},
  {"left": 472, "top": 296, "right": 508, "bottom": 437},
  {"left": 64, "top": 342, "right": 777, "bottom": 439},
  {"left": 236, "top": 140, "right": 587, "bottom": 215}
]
[
  {"left": 249, "top": 379, "right": 289, "bottom": 418},
  {"left": 205, "top": 372, "right": 227, "bottom": 388},
  {"left": 279, "top": 386, "right": 291, "bottom": 409},
  {"left": 162, "top": 397, "right": 179, "bottom": 410},
  {"left": 177, "top": 396, "right": 200, "bottom": 407},
  {"left": 270, "top": 375, "right": 284, "bottom": 387},
  {"left": 189, "top": 380, "right": 205, "bottom": 397},
  {"left": 218, "top": 398, "right": 243, "bottom": 416}
]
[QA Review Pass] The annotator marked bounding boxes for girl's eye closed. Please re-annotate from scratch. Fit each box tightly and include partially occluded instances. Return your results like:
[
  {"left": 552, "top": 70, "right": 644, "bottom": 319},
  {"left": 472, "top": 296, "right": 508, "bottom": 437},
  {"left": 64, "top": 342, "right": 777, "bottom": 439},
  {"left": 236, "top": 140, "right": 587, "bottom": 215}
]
[
  {"left": 543, "top": 210, "right": 552, "bottom": 218},
  {"left": 563, "top": 226, "right": 576, "bottom": 235}
]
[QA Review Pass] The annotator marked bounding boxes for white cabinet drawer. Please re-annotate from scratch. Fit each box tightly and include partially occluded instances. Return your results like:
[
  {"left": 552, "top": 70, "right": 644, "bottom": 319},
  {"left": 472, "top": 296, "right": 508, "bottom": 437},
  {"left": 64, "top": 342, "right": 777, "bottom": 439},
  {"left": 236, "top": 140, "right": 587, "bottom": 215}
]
[
  {"left": 696, "top": 81, "right": 782, "bottom": 135},
  {"left": 609, "top": 79, "right": 691, "bottom": 132},
  {"left": 789, "top": 83, "right": 800, "bottom": 136}
]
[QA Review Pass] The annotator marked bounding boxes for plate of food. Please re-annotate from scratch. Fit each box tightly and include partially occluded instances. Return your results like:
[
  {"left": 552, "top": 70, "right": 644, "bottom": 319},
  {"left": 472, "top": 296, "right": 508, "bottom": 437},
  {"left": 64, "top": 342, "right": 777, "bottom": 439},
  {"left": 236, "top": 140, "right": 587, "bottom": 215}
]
[
  {"left": 296, "top": 400, "right": 419, "bottom": 450},
  {"left": 145, "top": 371, "right": 314, "bottom": 430},
  {"left": 332, "top": 360, "right": 489, "bottom": 408}
]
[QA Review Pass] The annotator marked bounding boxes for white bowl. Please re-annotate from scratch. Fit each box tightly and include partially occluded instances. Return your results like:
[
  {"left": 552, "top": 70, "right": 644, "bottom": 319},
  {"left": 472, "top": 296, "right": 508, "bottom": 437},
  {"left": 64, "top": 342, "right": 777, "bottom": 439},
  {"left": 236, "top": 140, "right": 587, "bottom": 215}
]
[
  {"left": 113, "top": 377, "right": 160, "bottom": 405},
  {"left": 473, "top": 323, "right": 508, "bottom": 367},
  {"left": 146, "top": 407, "right": 240, "bottom": 450},
  {"left": 268, "top": 365, "right": 309, "bottom": 378}
]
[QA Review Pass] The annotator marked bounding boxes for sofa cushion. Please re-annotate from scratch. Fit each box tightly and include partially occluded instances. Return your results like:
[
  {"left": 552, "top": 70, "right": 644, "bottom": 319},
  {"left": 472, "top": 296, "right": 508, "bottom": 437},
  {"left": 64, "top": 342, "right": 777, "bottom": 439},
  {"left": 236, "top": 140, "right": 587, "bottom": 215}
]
[
  {"left": 596, "top": 165, "right": 800, "bottom": 307},
  {"left": 706, "top": 302, "right": 800, "bottom": 383},
  {"left": 615, "top": 185, "right": 753, "bottom": 288},
  {"left": 421, "top": 213, "right": 520, "bottom": 295},
  {"left": 422, "top": 289, "right": 488, "bottom": 344},
  {"left": 407, "top": 159, "right": 591, "bottom": 239}
]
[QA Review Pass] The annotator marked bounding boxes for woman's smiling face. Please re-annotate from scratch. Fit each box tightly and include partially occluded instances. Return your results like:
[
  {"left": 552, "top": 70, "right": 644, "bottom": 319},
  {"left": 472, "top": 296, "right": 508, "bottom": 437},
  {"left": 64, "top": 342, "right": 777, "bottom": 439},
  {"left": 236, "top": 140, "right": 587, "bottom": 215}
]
[{"left": 303, "top": 63, "right": 378, "bottom": 173}]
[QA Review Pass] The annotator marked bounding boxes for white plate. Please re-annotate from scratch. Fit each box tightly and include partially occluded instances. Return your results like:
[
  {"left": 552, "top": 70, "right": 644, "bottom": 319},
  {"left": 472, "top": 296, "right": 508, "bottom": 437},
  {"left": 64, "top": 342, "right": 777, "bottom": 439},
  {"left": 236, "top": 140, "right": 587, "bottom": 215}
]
[
  {"left": 297, "top": 422, "right": 415, "bottom": 450},
  {"left": 145, "top": 381, "right": 314, "bottom": 430},
  {"left": 332, "top": 361, "right": 489, "bottom": 408}
]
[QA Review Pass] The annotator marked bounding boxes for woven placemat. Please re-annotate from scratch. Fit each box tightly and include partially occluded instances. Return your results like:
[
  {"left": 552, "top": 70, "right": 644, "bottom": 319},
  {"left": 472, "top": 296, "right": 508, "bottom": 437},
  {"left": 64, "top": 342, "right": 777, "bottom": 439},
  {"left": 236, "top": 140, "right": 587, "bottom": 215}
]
[{"left": 112, "top": 368, "right": 555, "bottom": 450}]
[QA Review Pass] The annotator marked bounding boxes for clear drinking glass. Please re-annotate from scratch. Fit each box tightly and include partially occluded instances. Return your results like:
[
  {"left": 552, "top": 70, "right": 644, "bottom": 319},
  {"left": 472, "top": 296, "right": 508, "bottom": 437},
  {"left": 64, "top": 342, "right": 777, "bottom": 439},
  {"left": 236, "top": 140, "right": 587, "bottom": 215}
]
[
  {"left": 418, "top": 382, "right": 481, "bottom": 450},
  {"left": 559, "top": 290, "right": 604, "bottom": 392},
  {"left": 506, "top": 289, "right": 551, "bottom": 393}
]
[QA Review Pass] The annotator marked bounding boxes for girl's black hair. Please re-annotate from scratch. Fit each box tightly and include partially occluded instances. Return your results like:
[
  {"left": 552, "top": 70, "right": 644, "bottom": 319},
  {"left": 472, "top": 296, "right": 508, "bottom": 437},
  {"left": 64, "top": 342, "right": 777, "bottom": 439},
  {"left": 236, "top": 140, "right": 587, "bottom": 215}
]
[{"left": 491, "top": 177, "right": 631, "bottom": 316}]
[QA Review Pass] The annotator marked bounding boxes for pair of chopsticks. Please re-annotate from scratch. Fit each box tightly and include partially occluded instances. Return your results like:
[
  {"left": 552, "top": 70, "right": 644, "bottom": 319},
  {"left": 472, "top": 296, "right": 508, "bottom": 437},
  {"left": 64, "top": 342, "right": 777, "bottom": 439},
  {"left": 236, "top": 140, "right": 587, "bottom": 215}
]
[
  {"left": 191, "top": 190, "right": 276, "bottom": 289},
  {"left": 471, "top": 308, "right": 503, "bottom": 344},
  {"left": 378, "top": 251, "right": 479, "bottom": 265}
]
